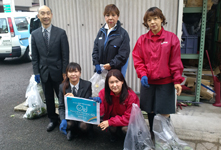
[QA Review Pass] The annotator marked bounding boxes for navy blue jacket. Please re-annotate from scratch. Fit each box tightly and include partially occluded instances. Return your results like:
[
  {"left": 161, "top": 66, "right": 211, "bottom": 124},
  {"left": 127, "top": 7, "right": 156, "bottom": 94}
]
[{"left": 92, "top": 21, "right": 130, "bottom": 71}]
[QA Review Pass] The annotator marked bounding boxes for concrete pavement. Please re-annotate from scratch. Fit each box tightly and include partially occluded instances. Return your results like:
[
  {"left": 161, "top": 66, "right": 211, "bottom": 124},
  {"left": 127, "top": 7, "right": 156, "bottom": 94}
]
[
  {"left": 15, "top": 92, "right": 221, "bottom": 150},
  {"left": 171, "top": 103, "right": 221, "bottom": 150},
  {"left": 15, "top": 100, "right": 221, "bottom": 150}
]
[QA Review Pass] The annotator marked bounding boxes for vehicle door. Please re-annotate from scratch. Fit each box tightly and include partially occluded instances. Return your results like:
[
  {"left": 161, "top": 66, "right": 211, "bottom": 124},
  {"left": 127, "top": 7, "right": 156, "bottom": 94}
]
[
  {"left": 29, "top": 17, "right": 41, "bottom": 58},
  {"left": 0, "top": 17, "right": 12, "bottom": 54},
  {"left": 14, "top": 17, "right": 30, "bottom": 47}
]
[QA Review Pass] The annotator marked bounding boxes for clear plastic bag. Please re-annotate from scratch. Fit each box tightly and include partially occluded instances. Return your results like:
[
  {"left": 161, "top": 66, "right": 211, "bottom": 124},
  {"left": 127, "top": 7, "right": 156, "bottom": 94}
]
[
  {"left": 124, "top": 103, "right": 154, "bottom": 150},
  {"left": 153, "top": 114, "right": 193, "bottom": 150},
  {"left": 23, "top": 82, "right": 47, "bottom": 119},
  {"left": 24, "top": 75, "right": 45, "bottom": 106},
  {"left": 89, "top": 65, "right": 108, "bottom": 97}
]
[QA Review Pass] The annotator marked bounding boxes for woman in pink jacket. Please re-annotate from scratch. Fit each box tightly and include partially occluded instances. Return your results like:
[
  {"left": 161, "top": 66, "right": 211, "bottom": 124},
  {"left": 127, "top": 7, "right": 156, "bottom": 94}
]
[
  {"left": 92, "top": 69, "right": 140, "bottom": 142},
  {"left": 132, "top": 7, "right": 184, "bottom": 139}
]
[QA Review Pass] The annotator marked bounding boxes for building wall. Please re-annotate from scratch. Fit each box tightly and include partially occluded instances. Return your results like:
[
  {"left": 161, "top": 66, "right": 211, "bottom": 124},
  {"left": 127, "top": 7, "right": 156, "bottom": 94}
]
[
  {"left": 32, "top": 0, "right": 39, "bottom": 3},
  {"left": 46, "top": 0, "right": 180, "bottom": 92},
  {"left": 14, "top": 0, "right": 32, "bottom": 7},
  {"left": 0, "top": 0, "right": 34, "bottom": 12}
]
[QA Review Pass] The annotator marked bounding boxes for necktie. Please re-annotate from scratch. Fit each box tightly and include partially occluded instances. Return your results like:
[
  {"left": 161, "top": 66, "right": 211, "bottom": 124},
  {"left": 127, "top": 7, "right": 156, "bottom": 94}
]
[
  {"left": 44, "top": 29, "right": 49, "bottom": 48},
  {"left": 72, "top": 87, "right": 77, "bottom": 96}
]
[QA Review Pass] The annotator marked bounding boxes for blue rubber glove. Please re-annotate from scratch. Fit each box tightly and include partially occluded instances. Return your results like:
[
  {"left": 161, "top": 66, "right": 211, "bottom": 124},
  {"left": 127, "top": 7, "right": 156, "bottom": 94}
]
[
  {"left": 141, "top": 76, "right": 150, "bottom": 88},
  {"left": 59, "top": 119, "right": 67, "bottom": 135},
  {"left": 89, "top": 97, "right": 102, "bottom": 103},
  {"left": 95, "top": 65, "right": 101, "bottom": 74},
  {"left": 34, "top": 74, "right": 41, "bottom": 84}
]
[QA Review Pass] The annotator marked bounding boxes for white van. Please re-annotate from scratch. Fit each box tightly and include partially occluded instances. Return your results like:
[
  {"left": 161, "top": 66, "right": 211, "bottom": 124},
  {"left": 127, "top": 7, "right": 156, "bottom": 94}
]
[{"left": 0, "top": 12, "right": 37, "bottom": 62}]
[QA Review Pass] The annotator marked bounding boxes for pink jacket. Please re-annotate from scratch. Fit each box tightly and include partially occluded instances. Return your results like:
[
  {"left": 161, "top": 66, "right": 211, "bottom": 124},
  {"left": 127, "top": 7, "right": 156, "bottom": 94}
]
[
  {"left": 99, "top": 88, "right": 140, "bottom": 127},
  {"left": 132, "top": 28, "right": 184, "bottom": 84}
]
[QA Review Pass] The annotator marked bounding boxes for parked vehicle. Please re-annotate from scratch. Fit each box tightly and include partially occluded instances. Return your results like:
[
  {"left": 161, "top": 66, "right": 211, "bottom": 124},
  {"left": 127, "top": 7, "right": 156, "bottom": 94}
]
[{"left": 0, "top": 12, "right": 37, "bottom": 62}]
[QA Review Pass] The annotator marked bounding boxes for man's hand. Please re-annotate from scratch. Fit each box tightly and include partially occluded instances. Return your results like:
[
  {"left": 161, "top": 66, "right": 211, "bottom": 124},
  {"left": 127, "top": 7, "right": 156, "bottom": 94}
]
[
  {"left": 103, "top": 63, "right": 111, "bottom": 70},
  {"left": 174, "top": 84, "right": 182, "bottom": 96},
  {"left": 34, "top": 74, "right": 41, "bottom": 83},
  {"left": 98, "top": 120, "right": 109, "bottom": 131},
  {"left": 95, "top": 64, "right": 101, "bottom": 74}
]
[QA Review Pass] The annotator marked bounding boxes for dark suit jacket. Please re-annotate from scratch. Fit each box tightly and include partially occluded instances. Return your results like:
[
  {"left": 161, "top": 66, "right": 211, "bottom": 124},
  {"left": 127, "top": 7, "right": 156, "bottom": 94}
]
[
  {"left": 58, "top": 79, "right": 92, "bottom": 120},
  {"left": 31, "top": 25, "right": 69, "bottom": 83}
]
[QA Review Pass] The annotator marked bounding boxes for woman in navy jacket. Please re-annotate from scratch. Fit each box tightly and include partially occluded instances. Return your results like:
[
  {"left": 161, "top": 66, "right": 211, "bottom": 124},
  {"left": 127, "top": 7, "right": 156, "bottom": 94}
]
[{"left": 92, "top": 4, "right": 130, "bottom": 77}]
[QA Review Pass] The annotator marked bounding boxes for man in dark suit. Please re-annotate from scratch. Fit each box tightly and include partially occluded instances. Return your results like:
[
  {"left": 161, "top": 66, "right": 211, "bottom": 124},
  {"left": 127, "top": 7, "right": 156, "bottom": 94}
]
[
  {"left": 31, "top": 5, "right": 69, "bottom": 132},
  {"left": 58, "top": 62, "right": 92, "bottom": 141}
]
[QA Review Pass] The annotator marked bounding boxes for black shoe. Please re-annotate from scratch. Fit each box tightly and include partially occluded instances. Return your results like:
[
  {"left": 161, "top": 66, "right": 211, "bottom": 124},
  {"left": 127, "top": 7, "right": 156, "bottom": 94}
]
[
  {"left": 150, "top": 131, "right": 155, "bottom": 144},
  {"left": 47, "top": 122, "right": 57, "bottom": 132},
  {"left": 67, "top": 131, "right": 73, "bottom": 141},
  {"left": 150, "top": 131, "right": 154, "bottom": 140}
]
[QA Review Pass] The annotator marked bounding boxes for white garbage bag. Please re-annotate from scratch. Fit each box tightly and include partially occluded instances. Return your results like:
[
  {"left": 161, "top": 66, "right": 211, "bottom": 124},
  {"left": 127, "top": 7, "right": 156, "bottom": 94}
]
[
  {"left": 89, "top": 65, "right": 108, "bottom": 97},
  {"left": 24, "top": 75, "right": 45, "bottom": 106},
  {"left": 23, "top": 78, "right": 47, "bottom": 119}
]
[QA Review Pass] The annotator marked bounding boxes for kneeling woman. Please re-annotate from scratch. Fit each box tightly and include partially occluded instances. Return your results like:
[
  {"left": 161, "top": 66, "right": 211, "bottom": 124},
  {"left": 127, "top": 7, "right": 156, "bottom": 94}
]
[
  {"left": 93, "top": 69, "right": 140, "bottom": 141},
  {"left": 58, "top": 62, "right": 92, "bottom": 141}
]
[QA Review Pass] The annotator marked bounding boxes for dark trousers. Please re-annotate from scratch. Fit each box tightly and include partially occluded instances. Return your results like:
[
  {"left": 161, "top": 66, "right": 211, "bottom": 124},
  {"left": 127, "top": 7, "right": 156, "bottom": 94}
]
[{"left": 42, "top": 75, "right": 60, "bottom": 122}]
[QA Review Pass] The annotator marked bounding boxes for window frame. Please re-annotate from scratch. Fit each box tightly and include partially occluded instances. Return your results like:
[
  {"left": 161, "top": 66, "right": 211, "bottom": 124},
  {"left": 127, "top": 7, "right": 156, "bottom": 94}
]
[{"left": 14, "top": 17, "right": 29, "bottom": 31}]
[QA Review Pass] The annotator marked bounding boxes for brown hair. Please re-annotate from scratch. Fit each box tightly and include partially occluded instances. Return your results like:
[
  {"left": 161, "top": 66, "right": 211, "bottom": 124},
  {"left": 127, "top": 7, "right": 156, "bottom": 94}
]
[
  {"left": 62, "top": 62, "right": 81, "bottom": 95},
  {"left": 143, "top": 7, "right": 167, "bottom": 29},
  {"left": 104, "top": 69, "right": 130, "bottom": 105},
  {"left": 103, "top": 4, "right": 120, "bottom": 16}
]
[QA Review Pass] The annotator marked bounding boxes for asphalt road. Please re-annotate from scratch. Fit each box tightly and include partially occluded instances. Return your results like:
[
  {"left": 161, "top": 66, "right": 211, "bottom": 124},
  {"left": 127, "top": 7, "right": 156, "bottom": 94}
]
[{"left": 0, "top": 58, "right": 124, "bottom": 150}]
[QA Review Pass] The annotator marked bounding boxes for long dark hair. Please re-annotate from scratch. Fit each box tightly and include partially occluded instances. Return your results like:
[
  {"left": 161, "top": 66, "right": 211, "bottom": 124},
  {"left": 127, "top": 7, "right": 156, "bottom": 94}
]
[
  {"left": 105, "top": 69, "right": 130, "bottom": 105},
  {"left": 62, "top": 62, "right": 81, "bottom": 95}
]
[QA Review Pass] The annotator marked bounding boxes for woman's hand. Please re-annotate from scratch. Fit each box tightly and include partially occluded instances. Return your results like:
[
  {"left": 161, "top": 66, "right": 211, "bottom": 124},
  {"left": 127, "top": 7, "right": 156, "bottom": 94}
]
[
  {"left": 174, "top": 84, "right": 182, "bottom": 96},
  {"left": 98, "top": 120, "right": 109, "bottom": 131},
  {"left": 103, "top": 63, "right": 111, "bottom": 70},
  {"left": 65, "top": 93, "right": 74, "bottom": 97}
]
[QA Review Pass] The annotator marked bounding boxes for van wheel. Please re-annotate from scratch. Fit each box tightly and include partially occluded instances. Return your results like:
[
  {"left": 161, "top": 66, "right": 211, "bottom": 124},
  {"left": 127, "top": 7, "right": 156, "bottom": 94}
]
[
  {"left": 0, "top": 58, "right": 5, "bottom": 61},
  {"left": 21, "top": 47, "right": 31, "bottom": 62}
]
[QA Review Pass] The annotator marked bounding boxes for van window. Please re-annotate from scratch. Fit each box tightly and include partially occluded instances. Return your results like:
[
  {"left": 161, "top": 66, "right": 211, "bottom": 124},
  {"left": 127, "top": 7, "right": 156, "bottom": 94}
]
[
  {"left": 14, "top": 17, "right": 28, "bottom": 31},
  {"left": 0, "top": 18, "right": 8, "bottom": 33}
]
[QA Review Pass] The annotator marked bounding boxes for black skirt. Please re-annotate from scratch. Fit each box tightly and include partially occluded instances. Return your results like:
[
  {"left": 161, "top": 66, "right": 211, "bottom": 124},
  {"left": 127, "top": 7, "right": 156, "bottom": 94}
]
[{"left": 140, "top": 83, "right": 176, "bottom": 114}]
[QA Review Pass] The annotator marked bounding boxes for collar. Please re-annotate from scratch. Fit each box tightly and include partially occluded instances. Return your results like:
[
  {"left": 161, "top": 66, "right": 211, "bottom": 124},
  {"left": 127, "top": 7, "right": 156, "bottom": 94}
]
[
  {"left": 70, "top": 80, "right": 80, "bottom": 91},
  {"left": 104, "top": 23, "right": 117, "bottom": 30},
  {"left": 145, "top": 26, "right": 165, "bottom": 40},
  {"left": 110, "top": 90, "right": 121, "bottom": 97},
  {"left": 150, "top": 26, "right": 163, "bottom": 37},
  {"left": 42, "top": 24, "right": 52, "bottom": 33}
]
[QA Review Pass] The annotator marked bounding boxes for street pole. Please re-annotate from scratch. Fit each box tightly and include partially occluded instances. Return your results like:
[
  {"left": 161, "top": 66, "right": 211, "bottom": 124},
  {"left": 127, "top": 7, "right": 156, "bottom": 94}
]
[{"left": 10, "top": 0, "right": 15, "bottom": 12}]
